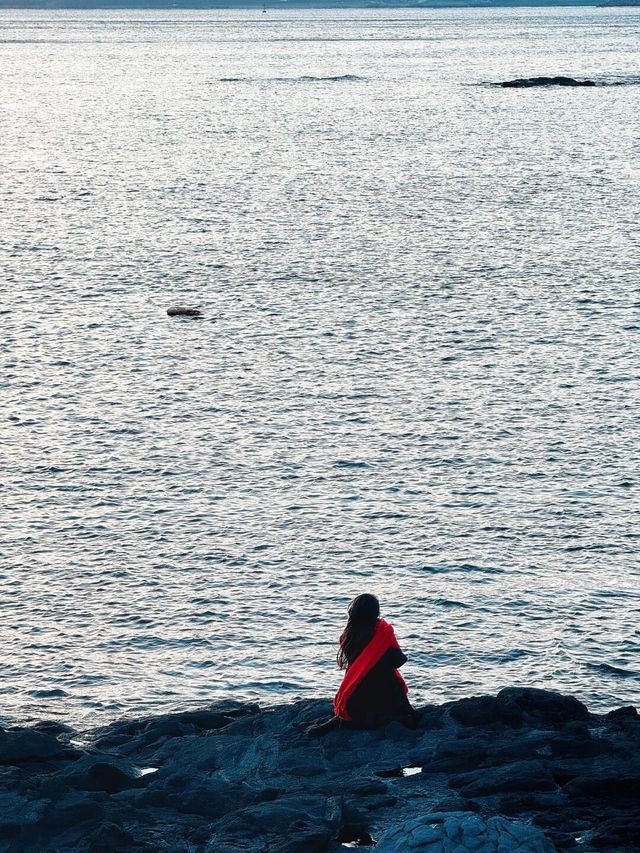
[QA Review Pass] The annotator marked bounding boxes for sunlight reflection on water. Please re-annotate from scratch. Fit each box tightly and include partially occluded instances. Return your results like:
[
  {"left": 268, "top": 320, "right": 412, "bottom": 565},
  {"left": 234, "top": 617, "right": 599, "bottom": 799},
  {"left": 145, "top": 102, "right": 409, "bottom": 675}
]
[{"left": 1, "top": 7, "right": 639, "bottom": 724}]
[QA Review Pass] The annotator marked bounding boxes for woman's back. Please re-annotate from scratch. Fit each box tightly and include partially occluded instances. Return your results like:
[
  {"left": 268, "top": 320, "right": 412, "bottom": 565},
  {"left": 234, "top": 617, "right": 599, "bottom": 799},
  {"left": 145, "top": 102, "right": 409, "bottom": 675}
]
[
  {"left": 334, "top": 595, "right": 414, "bottom": 728},
  {"left": 307, "top": 594, "right": 415, "bottom": 736},
  {"left": 345, "top": 645, "right": 412, "bottom": 725}
]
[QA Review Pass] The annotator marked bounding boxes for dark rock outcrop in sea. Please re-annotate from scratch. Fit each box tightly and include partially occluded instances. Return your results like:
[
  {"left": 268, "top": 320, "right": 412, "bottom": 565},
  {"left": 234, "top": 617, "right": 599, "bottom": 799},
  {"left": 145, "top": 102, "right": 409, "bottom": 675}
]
[
  {"left": 499, "top": 76, "right": 597, "bottom": 87},
  {"left": 166, "top": 306, "right": 203, "bottom": 317},
  {"left": 1, "top": 688, "right": 639, "bottom": 852}
]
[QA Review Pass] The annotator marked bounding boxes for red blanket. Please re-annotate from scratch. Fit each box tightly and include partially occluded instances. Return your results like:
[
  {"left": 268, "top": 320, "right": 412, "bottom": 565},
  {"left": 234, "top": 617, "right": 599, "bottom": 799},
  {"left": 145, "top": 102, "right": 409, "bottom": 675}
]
[{"left": 333, "top": 618, "right": 408, "bottom": 720}]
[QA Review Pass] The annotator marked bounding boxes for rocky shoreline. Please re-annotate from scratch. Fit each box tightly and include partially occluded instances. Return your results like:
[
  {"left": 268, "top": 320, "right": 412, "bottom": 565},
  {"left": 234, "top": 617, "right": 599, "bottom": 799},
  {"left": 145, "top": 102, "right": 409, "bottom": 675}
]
[{"left": 1, "top": 687, "right": 639, "bottom": 852}]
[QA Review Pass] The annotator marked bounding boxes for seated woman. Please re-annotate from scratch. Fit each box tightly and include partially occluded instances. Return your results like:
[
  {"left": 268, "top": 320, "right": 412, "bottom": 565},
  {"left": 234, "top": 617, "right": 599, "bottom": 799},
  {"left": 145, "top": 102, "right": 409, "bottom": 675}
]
[{"left": 308, "top": 594, "right": 415, "bottom": 735}]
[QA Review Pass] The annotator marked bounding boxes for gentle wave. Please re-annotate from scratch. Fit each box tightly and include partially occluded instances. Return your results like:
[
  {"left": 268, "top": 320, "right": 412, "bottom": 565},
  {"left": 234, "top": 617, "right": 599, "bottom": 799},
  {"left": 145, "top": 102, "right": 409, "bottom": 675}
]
[
  {"left": 217, "top": 73, "right": 365, "bottom": 83},
  {"left": 586, "top": 663, "right": 639, "bottom": 679}
]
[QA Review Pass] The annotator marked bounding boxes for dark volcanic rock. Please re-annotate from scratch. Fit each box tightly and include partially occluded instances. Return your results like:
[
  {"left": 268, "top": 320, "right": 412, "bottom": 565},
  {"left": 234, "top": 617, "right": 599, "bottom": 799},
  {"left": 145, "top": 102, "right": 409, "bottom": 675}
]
[
  {"left": 499, "top": 790, "right": 565, "bottom": 816},
  {"left": 415, "top": 704, "right": 444, "bottom": 730},
  {"left": 447, "top": 687, "right": 589, "bottom": 730},
  {"left": 448, "top": 696, "right": 502, "bottom": 726},
  {"left": 210, "top": 794, "right": 339, "bottom": 852},
  {"left": 548, "top": 726, "right": 611, "bottom": 760},
  {"left": 500, "top": 76, "right": 597, "bottom": 88},
  {"left": 166, "top": 780, "right": 249, "bottom": 819},
  {"left": 592, "top": 815, "right": 640, "bottom": 849},
  {"left": 376, "top": 811, "right": 556, "bottom": 852},
  {"left": 64, "top": 761, "right": 143, "bottom": 795},
  {"left": 166, "top": 306, "right": 202, "bottom": 318},
  {"left": 0, "top": 690, "right": 638, "bottom": 852},
  {"left": 91, "top": 702, "right": 255, "bottom": 755},
  {"left": 423, "top": 736, "right": 488, "bottom": 772},
  {"left": 450, "top": 760, "right": 557, "bottom": 798},
  {"left": 564, "top": 773, "right": 640, "bottom": 799},
  {"left": 606, "top": 705, "right": 640, "bottom": 737},
  {"left": 38, "top": 790, "right": 108, "bottom": 832},
  {"left": 430, "top": 795, "right": 480, "bottom": 813},
  {"left": 607, "top": 705, "right": 639, "bottom": 722},
  {"left": 0, "top": 727, "right": 80, "bottom": 764},
  {"left": 30, "top": 720, "right": 75, "bottom": 738},
  {"left": 497, "top": 687, "right": 590, "bottom": 727},
  {"left": 84, "top": 820, "right": 148, "bottom": 852}
]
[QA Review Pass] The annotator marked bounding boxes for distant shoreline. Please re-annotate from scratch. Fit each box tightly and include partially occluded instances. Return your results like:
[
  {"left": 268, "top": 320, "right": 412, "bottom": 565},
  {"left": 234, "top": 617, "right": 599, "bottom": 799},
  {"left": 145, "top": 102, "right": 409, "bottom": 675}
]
[{"left": 0, "top": 1, "right": 622, "bottom": 9}]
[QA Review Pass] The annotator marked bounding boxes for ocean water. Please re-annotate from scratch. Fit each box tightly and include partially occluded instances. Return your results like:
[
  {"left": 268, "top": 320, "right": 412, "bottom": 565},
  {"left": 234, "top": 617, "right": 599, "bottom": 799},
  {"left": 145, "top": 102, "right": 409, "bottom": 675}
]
[{"left": 1, "top": 6, "right": 639, "bottom": 726}]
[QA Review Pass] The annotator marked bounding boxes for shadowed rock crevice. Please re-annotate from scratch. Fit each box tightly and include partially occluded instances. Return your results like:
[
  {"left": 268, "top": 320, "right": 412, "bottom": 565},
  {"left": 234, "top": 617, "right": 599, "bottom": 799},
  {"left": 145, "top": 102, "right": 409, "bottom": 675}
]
[{"left": 1, "top": 689, "right": 639, "bottom": 851}]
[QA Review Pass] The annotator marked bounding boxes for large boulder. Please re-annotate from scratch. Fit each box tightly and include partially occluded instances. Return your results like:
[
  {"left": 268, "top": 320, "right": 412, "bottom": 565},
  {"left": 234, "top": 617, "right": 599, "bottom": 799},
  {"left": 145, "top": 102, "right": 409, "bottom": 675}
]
[
  {"left": 376, "top": 811, "right": 556, "bottom": 851},
  {"left": 447, "top": 688, "right": 589, "bottom": 729},
  {"left": 0, "top": 727, "right": 80, "bottom": 764},
  {"left": 448, "top": 696, "right": 502, "bottom": 727},
  {"left": 496, "top": 688, "right": 590, "bottom": 728}
]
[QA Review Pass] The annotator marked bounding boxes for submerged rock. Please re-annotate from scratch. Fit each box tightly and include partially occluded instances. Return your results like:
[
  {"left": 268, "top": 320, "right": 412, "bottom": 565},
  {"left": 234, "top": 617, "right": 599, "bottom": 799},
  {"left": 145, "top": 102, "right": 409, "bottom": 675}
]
[{"left": 499, "top": 76, "right": 597, "bottom": 88}]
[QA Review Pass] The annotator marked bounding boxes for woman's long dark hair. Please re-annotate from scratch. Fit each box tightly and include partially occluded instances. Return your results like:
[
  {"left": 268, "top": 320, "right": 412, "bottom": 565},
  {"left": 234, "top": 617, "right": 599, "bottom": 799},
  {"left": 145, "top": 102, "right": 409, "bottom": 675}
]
[{"left": 337, "top": 594, "right": 380, "bottom": 670}]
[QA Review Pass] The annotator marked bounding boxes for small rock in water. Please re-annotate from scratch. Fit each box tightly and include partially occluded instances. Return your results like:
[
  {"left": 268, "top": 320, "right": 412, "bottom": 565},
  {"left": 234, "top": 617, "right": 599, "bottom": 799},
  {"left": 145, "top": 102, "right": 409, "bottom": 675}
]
[
  {"left": 499, "top": 76, "right": 597, "bottom": 88},
  {"left": 167, "top": 306, "right": 202, "bottom": 318}
]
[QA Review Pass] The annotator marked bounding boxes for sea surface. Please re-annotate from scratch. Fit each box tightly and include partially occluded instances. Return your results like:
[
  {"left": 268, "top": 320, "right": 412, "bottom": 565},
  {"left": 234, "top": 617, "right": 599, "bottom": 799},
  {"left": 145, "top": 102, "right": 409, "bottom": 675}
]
[{"left": 1, "top": 6, "right": 639, "bottom": 726}]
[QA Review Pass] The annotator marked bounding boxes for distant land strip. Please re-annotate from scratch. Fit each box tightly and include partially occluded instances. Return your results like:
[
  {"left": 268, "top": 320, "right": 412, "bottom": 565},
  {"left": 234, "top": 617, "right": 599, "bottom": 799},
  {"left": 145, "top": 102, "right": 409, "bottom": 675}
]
[{"left": 2, "top": 0, "right": 633, "bottom": 9}]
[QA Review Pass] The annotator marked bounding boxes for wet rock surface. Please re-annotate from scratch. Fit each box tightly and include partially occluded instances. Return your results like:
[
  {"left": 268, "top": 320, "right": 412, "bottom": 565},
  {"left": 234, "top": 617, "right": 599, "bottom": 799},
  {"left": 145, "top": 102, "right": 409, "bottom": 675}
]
[
  {"left": 1, "top": 689, "right": 639, "bottom": 852},
  {"left": 376, "top": 811, "right": 555, "bottom": 852}
]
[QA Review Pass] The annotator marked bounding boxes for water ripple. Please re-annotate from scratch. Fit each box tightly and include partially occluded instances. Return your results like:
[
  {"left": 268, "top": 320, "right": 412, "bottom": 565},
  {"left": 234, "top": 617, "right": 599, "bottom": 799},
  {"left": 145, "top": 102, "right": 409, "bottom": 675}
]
[{"left": 0, "top": 6, "right": 639, "bottom": 725}]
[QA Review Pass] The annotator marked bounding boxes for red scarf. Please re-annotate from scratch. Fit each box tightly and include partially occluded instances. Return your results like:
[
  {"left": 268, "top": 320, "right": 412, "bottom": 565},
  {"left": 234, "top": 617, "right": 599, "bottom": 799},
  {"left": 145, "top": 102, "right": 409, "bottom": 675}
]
[{"left": 334, "top": 618, "right": 408, "bottom": 720}]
